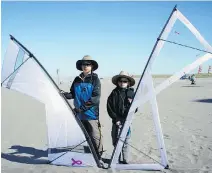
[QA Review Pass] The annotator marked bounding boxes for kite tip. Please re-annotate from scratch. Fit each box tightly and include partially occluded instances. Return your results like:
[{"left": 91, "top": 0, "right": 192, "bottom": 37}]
[
  {"left": 9, "top": 34, "right": 15, "bottom": 40},
  {"left": 174, "top": 4, "right": 178, "bottom": 11},
  {"left": 165, "top": 165, "right": 169, "bottom": 169}
]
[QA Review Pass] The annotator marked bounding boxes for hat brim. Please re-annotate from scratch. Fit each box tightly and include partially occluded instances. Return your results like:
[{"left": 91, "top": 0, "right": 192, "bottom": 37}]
[
  {"left": 112, "top": 75, "right": 135, "bottom": 87},
  {"left": 76, "top": 60, "right": 98, "bottom": 71}
]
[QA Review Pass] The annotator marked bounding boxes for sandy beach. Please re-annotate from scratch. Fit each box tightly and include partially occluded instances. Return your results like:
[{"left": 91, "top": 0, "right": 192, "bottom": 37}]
[{"left": 1, "top": 77, "right": 212, "bottom": 173}]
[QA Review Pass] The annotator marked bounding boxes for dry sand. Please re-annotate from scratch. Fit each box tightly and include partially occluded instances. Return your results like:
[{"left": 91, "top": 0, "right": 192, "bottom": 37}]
[{"left": 1, "top": 78, "right": 212, "bottom": 173}]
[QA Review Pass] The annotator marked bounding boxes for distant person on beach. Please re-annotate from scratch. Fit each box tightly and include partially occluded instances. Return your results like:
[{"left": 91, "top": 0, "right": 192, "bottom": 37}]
[
  {"left": 61, "top": 55, "right": 104, "bottom": 167},
  {"left": 190, "top": 74, "right": 196, "bottom": 85},
  {"left": 107, "top": 71, "right": 137, "bottom": 164}
]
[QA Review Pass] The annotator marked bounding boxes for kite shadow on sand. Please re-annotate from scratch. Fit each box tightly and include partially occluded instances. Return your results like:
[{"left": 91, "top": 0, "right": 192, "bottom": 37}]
[
  {"left": 2, "top": 145, "right": 112, "bottom": 165},
  {"left": 1, "top": 145, "right": 49, "bottom": 164},
  {"left": 193, "top": 99, "right": 212, "bottom": 103}
]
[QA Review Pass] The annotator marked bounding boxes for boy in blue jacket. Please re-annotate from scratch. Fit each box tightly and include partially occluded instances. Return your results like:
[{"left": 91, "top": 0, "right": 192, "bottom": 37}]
[{"left": 62, "top": 55, "right": 103, "bottom": 166}]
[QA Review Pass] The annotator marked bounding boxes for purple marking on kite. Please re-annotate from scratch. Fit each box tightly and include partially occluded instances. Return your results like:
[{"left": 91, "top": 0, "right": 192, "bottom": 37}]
[{"left": 71, "top": 158, "right": 82, "bottom": 166}]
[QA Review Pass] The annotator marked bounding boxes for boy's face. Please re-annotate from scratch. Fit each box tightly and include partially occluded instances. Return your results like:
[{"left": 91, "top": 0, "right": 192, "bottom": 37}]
[
  {"left": 81, "top": 61, "right": 92, "bottom": 73},
  {"left": 118, "top": 77, "right": 129, "bottom": 88}
]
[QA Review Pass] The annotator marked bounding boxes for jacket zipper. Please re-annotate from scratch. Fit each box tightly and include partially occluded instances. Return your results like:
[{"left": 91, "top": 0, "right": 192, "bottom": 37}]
[{"left": 118, "top": 90, "right": 125, "bottom": 116}]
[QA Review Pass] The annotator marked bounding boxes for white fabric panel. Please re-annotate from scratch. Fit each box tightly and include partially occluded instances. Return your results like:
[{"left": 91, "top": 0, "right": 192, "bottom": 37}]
[
  {"left": 148, "top": 10, "right": 178, "bottom": 68},
  {"left": 130, "top": 70, "right": 149, "bottom": 112},
  {"left": 160, "top": 10, "right": 178, "bottom": 40},
  {"left": 176, "top": 10, "right": 212, "bottom": 53},
  {"left": 9, "top": 58, "right": 87, "bottom": 148},
  {"left": 155, "top": 53, "right": 212, "bottom": 95},
  {"left": 1, "top": 40, "right": 19, "bottom": 83},
  {"left": 145, "top": 72, "right": 168, "bottom": 166},
  {"left": 111, "top": 163, "right": 164, "bottom": 170},
  {"left": 140, "top": 53, "right": 212, "bottom": 105}
]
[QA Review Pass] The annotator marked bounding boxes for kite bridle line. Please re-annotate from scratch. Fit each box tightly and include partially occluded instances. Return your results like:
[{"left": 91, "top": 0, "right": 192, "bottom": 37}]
[
  {"left": 1, "top": 57, "right": 32, "bottom": 86},
  {"left": 159, "top": 38, "right": 212, "bottom": 55},
  {"left": 49, "top": 140, "right": 87, "bottom": 164}
]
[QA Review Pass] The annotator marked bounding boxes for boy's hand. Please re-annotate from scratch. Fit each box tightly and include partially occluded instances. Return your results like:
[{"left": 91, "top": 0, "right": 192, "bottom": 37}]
[
  {"left": 116, "top": 121, "right": 121, "bottom": 126},
  {"left": 128, "top": 98, "right": 132, "bottom": 103},
  {"left": 74, "top": 108, "right": 83, "bottom": 113},
  {"left": 85, "top": 101, "right": 92, "bottom": 106},
  {"left": 59, "top": 89, "right": 65, "bottom": 95}
]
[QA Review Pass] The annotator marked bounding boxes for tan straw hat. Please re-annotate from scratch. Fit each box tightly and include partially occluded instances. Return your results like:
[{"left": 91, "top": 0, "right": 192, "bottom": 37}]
[
  {"left": 76, "top": 55, "right": 98, "bottom": 71},
  {"left": 112, "top": 71, "right": 135, "bottom": 87}
]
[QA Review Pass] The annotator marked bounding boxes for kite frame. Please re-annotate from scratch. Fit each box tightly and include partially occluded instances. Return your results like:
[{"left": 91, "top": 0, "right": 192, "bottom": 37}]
[{"left": 109, "top": 5, "right": 212, "bottom": 170}]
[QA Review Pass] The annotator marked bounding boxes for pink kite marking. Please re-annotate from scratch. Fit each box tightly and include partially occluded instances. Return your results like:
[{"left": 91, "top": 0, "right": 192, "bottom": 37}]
[{"left": 71, "top": 158, "right": 82, "bottom": 166}]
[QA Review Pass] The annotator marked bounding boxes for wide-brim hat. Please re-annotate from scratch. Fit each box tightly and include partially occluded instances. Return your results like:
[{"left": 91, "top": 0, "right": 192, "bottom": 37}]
[
  {"left": 76, "top": 55, "right": 98, "bottom": 71},
  {"left": 112, "top": 71, "right": 135, "bottom": 87}
]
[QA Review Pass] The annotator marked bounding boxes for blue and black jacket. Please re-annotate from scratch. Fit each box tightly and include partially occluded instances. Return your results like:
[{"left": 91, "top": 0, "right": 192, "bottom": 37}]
[{"left": 64, "top": 72, "right": 101, "bottom": 120}]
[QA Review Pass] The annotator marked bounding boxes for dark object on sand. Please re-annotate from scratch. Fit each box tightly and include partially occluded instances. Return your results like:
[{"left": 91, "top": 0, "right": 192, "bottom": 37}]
[{"left": 190, "top": 74, "right": 196, "bottom": 85}]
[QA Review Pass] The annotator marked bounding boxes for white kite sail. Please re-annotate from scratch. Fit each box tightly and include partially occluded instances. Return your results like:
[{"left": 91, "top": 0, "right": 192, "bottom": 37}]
[
  {"left": 1, "top": 35, "right": 101, "bottom": 167},
  {"left": 109, "top": 5, "right": 212, "bottom": 170}
]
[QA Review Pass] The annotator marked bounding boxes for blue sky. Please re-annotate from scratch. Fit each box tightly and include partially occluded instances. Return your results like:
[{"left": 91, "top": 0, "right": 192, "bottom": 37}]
[{"left": 1, "top": 1, "right": 212, "bottom": 77}]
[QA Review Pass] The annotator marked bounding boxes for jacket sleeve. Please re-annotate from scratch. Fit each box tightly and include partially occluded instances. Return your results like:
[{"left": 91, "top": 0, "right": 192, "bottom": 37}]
[
  {"left": 126, "top": 88, "right": 134, "bottom": 99},
  {"left": 90, "top": 77, "right": 101, "bottom": 105},
  {"left": 63, "top": 78, "right": 76, "bottom": 100},
  {"left": 107, "top": 92, "right": 117, "bottom": 120},
  {"left": 81, "top": 77, "right": 101, "bottom": 110}
]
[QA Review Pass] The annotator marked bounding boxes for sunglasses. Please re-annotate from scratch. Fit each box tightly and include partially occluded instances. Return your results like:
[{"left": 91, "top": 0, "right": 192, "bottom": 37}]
[
  {"left": 82, "top": 62, "right": 92, "bottom": 66},
  {"left": 118, "top": 80, "right": 129, "bottom": 83}
]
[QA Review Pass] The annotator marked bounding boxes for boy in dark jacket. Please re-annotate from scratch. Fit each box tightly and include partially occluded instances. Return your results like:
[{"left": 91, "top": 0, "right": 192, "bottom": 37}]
[
  {"left": 107, "top": 71, "right": 136, "bottom": 164},
  {"left": 62, "top": 55, "right": 104, "bottom": 165}
]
